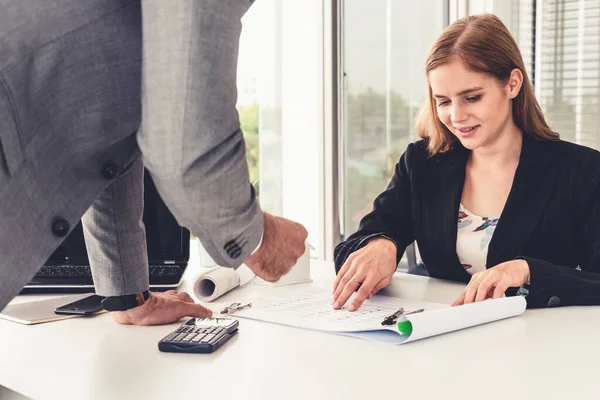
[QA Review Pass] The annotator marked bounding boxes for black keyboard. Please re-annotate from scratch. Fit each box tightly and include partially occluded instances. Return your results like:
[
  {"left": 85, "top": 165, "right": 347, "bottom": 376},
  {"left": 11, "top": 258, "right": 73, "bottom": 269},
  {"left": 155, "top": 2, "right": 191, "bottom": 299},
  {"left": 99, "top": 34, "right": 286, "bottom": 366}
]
[
  {"left": 29, "top": 264, "right": 184, "bottom": 286},
  {"left": 36, "top": 265, "right": 92, "bottom": 277}
]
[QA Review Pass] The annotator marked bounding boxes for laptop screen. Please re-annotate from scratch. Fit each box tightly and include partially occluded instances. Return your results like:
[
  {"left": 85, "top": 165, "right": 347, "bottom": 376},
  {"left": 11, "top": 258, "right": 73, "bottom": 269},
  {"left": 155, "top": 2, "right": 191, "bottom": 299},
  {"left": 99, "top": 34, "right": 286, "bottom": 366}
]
[{"left": 47, "top": 171, "right": 190, "bottom": 265}]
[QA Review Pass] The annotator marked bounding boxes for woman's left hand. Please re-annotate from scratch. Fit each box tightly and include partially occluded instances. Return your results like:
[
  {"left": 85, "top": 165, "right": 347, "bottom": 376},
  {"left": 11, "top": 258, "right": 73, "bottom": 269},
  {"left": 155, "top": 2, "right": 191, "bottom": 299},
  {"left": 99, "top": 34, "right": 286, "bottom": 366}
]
[{"left": 452, "top": 259, "right": 530, "bottom": 306}]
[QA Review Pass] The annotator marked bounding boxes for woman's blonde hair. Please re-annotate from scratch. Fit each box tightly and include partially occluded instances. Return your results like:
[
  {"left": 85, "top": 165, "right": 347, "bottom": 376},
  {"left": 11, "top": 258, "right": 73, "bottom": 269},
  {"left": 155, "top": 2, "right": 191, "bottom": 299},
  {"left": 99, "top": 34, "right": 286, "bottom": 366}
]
[{"left": 415, "top": 14, "right": 558, "bottom": 155}]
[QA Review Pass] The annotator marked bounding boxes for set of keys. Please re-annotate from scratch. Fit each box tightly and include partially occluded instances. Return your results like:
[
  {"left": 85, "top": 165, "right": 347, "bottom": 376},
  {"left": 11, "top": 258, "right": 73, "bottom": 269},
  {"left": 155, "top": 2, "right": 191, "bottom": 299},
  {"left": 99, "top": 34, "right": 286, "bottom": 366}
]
[{"left": 220, "top": 302, "right": 252, "bottom": 315}]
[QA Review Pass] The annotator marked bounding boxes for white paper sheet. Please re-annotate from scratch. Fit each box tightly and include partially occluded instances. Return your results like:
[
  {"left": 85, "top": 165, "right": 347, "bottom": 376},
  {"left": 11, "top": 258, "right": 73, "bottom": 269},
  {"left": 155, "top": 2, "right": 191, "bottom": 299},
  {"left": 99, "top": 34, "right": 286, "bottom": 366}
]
[{"left": 227, "top": 287, "right": 527, "bottom": 344}]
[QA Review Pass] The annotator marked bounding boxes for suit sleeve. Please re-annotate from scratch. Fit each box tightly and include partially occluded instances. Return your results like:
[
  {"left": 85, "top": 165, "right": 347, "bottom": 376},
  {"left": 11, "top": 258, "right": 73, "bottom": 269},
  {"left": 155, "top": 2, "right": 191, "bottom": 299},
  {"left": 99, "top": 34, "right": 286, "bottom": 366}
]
[
  {"left": 520, "top": 182, "right": 600, "bottom": 308},
  {"left": 81, "top": 157, "right": 149, "bottom": 297},
  {"left": 334, "top": 142, "right": 418, "bottom": 274},
  {"left": 137, "top": 0, "right": 263, "bottom": 268}
]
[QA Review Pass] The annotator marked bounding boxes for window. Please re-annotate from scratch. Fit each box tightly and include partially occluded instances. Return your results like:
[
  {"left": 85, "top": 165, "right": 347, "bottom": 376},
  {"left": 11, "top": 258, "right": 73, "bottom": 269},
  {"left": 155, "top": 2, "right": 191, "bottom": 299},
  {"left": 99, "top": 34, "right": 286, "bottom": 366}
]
[
  {"left": 199, "top": 1, "right": 325, "bottom": 264},
  {"left": 510, "top": 0, "right": 535, "bottom": 79},
  {"left": 464, "top": 1, "right": 535, "bottom": 76},
  {"left": 537, "top": 0, "right": 600, "bottom": 148},
  {"left": 464, "top": 0, "right": 600, "bottom": 148},
  {"left": 339, "top": 0, "right": 448, "bottom": 239}
]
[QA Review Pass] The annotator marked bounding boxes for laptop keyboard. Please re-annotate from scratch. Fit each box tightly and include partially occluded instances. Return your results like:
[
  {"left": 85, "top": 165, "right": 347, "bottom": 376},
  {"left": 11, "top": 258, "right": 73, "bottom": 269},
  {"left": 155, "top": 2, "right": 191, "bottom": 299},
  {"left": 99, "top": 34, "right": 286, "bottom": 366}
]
[
  {"left": 36, "top": 265, "right": 92, "bottom": 277},
  {"left": 148, "top": 265, "right": 182, "bottom": 277},
  {"left": 30, "top": 264, "right": 183, "bottom": 286}
]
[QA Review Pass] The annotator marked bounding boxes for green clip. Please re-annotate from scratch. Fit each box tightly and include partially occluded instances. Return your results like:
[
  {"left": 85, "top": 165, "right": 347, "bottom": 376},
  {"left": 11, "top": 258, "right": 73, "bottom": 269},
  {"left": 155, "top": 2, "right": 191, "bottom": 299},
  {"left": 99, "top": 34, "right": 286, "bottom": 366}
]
[{"left": 397, "top": 319, "right": 413, "bottom": 335}]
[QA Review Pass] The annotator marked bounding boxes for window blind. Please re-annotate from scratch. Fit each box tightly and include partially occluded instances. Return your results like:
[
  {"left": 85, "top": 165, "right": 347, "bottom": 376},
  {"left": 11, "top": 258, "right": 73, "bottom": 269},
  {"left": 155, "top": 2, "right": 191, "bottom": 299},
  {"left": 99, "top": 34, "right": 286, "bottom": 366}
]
[
  {"left": 511, "top": 0, "right": 536, "bottom": 81},
  {"left": 539, "top": 0, "right": 600, "bottom": 148}
]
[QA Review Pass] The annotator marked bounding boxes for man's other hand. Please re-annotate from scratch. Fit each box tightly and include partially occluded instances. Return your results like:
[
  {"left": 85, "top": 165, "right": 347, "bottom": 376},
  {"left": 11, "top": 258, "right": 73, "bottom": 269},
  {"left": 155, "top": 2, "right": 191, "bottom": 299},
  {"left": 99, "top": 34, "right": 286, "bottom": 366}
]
[
  {"left": 245, "top": 212, "right": 308, "bottom": 282},
  {"left": 112, "top": 291, "right": 212, "bottom": 325}
]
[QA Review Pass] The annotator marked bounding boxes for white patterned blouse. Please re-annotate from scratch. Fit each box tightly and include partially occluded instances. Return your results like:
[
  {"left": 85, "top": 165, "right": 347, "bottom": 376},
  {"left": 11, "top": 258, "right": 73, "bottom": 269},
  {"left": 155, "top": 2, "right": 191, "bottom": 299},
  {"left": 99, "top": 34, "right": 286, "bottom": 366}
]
[{"left": 456, "top": 204, "right": 501, "bottom": 275}]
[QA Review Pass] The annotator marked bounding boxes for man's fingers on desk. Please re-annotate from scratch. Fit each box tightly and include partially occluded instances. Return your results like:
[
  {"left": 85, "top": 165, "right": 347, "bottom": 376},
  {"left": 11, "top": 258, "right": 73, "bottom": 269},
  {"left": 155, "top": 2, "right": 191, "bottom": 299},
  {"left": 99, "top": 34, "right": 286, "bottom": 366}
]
[
  {"left": 177, "top": 292, "right": 195, "bottom": 303},
  {"left": 112, "top": 291, "right": 212, "bottom": 325},
  {"left": 178, "top": 302, "right": 213, "bottom": 319}
]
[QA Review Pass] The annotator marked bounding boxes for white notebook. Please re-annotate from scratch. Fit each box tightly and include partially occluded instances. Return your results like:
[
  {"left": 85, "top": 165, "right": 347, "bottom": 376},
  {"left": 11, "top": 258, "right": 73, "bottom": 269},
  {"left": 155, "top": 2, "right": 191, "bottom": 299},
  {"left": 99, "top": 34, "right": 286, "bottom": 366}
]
[
  {"left": 225, "top": 287, "right": 527, "bottom": 344},
  {"left": 0, "top": 294, "right": 97, "bottom": 325}
]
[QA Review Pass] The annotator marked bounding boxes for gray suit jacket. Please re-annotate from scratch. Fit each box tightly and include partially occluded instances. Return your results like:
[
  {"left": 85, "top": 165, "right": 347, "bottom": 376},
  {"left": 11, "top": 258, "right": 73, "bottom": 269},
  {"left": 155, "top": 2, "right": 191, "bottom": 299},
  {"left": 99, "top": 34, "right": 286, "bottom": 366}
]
[{"left": 0, "top": 0, "right": 262, "bottom": 310}]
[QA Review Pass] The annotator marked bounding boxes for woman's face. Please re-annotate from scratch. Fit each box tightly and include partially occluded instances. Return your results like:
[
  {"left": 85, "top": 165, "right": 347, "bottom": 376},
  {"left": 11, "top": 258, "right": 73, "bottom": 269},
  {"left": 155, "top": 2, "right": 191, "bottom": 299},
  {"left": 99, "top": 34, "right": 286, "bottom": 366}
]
[{"left": 428, "top": 59, "right": 520, "bottom": 151}]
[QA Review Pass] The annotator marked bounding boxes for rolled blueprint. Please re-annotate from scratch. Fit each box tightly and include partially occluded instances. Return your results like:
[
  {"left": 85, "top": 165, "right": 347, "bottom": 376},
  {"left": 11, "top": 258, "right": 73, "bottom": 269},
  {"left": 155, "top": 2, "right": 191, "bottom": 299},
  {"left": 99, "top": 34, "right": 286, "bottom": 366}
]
[{"left": 193, "top": 265, "right": 255, "bottom": 302}]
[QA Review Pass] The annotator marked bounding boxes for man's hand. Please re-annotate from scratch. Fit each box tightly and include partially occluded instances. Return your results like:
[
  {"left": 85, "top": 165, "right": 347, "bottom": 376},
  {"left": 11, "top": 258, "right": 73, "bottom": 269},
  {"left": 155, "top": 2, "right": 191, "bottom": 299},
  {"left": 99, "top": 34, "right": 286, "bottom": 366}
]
[
  {"left": 245, "top": 212, "right": 308, "bottom": 282},
  {"left": 452, "top": 259, "right": 530, "bottom": 306},
  {"left": 332, "top": 238, "right": 397, "bottom": 311},
  {"left": 112, "top": 291, "right": 212, "bottom": 325}
]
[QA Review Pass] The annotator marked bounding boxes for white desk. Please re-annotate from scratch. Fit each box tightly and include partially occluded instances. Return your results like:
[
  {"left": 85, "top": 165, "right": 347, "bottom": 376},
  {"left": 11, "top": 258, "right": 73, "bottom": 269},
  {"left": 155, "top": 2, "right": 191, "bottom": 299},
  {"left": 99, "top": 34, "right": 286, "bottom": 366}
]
[{"left": 1, "top": 258, "right": 599, "bottom": 400}]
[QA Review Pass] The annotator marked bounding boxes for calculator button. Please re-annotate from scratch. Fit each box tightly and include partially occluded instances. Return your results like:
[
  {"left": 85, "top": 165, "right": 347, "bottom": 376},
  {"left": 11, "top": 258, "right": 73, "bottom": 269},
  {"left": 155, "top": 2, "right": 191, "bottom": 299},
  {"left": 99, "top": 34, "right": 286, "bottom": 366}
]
[{"left": 212, "top": 332, "right": 225, "bottom": 342}]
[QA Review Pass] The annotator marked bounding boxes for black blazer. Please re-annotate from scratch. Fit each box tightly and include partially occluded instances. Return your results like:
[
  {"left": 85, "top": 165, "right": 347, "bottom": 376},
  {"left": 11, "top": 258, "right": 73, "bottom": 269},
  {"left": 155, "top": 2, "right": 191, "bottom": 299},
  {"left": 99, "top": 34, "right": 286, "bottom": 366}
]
[{"left": 334, "top": 134, "right": 600, "bottom": 308}]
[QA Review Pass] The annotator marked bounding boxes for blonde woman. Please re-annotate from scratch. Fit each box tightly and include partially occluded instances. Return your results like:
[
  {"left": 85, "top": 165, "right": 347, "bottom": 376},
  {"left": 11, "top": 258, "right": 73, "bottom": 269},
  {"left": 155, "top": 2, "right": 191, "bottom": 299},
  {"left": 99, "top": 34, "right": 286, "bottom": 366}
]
[{"left": 333, "top": 14, "right": 600, "bottom": 312}]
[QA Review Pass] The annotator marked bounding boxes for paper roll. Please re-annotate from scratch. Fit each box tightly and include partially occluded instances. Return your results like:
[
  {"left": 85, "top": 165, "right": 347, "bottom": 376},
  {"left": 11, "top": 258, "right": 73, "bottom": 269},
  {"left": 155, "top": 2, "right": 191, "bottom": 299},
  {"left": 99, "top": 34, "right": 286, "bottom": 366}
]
[
  {"left": 193, "top": 267, "right": 240, "bottom": 302},
  {"left": 193, "top": 265, "right": 256, "bottom": 302}
]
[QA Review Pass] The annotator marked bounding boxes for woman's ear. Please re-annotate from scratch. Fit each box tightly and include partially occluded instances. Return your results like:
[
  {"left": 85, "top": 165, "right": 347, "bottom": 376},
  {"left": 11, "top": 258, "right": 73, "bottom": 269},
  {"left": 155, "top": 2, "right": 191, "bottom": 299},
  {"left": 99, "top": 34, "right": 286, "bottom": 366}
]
[{"left": 507, "top": 68, "right": 523, "bottom": 99}]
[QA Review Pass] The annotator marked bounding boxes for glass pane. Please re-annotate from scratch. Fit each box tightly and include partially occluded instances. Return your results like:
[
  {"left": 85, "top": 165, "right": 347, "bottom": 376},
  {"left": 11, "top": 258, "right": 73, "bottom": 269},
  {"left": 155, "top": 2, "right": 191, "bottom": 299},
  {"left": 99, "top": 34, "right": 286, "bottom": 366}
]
[
  {"left": 538, "top": 0, "right": 600, "bottom": 149},
  {"left": 510, "top": 0, "right": 535, "bottom": 80},
  {"left": 200, "top": 0, "right": 324, "bottom": 263},
  {"left": 340, "top": 0, "right": 447, "bottom": 238},
  {"left": 243, "top": 1, "right": 323, "bottom": 254},
  {"left": 465, "top": 1, "right": 535, "bottom": 78}
]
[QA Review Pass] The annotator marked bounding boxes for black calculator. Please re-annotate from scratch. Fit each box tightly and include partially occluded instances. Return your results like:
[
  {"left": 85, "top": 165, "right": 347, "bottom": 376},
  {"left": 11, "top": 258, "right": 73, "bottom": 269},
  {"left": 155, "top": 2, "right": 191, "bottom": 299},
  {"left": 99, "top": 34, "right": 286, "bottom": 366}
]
[{"left": 158, "top": 317, "right": 239, "bottom": 354}]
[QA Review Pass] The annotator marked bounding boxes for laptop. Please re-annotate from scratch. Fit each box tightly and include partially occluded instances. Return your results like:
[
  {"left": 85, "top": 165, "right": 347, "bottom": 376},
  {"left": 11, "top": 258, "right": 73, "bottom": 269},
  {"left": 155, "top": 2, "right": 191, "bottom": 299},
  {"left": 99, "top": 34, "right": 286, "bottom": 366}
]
[{"left": 21, "top": 171, "right": 190, "bottom": 294}]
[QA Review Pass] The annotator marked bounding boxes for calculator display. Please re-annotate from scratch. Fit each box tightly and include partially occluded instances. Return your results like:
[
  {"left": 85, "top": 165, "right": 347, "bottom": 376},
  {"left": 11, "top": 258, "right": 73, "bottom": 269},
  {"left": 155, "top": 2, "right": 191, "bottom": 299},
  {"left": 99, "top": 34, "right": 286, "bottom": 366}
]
[{"left": 194, "top": 318, "right": 236, "bottom": 327}]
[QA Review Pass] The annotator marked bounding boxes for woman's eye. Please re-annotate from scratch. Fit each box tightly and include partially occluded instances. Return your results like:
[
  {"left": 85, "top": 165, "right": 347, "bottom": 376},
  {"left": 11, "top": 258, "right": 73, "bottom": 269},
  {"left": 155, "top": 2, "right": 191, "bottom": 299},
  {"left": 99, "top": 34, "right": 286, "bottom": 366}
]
[
  {"left": 437, "top": 101, "right": 449, "bottom": 107},
  {"left": 466, "top": 95, "right": 481, "bottom": 103}
]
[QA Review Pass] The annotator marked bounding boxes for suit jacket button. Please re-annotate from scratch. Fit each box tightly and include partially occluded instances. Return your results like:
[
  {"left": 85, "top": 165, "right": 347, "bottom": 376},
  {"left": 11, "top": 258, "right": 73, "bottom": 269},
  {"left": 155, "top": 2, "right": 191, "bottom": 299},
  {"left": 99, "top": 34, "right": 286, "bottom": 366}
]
[
  {"left": 224, "top": 240, "right": 242, "bottom": 258},
  {"left": 230, "top": 248, "right": 242, "bottom": 259},
  {"left": 547, "top": 296, "right": 560, "bottom": 307},
  {"left": 102, "top": 163, "right": 119, "bottom": 180},
  {"left": 224, "top": 240, "right": 236, "bottom": 251},
  {"left": 52, "top": 219, "right": 70, "bottom": 237}
]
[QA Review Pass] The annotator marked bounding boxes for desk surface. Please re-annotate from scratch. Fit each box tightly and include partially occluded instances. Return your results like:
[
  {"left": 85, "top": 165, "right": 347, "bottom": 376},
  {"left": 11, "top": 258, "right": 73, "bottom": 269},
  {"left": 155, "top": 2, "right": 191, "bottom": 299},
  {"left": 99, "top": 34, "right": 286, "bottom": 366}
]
[{"left": 1, "top": 252, "right": 599, "bottom": 400}]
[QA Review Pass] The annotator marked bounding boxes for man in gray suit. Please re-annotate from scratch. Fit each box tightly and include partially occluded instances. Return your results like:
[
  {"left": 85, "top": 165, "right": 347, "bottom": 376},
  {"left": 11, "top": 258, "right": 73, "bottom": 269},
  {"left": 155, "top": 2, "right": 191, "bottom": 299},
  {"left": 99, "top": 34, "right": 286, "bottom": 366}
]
[{"left": 0, "top": 0, "right": 307, "bottom": 325}]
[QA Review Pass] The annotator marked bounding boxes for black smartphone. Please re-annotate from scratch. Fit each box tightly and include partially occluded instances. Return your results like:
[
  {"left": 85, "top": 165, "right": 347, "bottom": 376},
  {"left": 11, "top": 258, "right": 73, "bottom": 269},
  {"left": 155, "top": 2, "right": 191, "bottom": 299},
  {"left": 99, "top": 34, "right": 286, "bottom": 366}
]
[{"left": 54, "top": 294, "right": 105, "bottom": 315}]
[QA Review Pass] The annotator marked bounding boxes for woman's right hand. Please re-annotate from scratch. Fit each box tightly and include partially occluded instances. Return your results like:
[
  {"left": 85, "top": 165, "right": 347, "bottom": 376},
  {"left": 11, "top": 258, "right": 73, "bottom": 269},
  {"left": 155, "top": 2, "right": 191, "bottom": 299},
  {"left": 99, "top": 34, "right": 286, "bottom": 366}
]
[{"left": 332, "top": 238, "right": 398, "bottom": 311}]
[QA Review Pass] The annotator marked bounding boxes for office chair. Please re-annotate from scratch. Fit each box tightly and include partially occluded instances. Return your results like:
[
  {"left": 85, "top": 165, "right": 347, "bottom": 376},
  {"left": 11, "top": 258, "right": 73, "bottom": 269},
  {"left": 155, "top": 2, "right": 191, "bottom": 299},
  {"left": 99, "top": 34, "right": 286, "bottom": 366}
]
[{"left": 404, "top": 242, "right": 429, "bottom": 277}]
